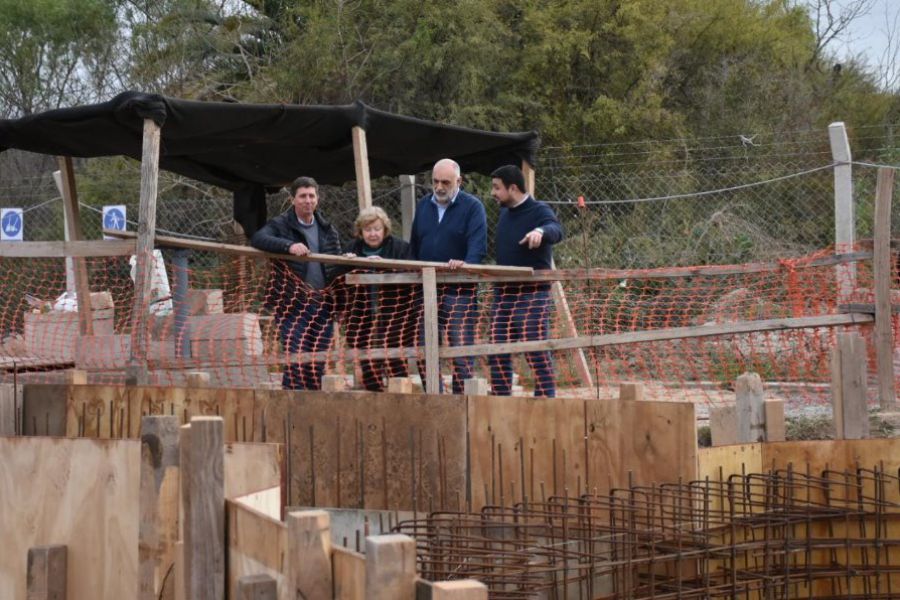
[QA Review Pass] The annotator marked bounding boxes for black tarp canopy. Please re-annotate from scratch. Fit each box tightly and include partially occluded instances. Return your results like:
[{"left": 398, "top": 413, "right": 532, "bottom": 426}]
[{"left": 0, "top": 91, "right": 539, "bottom": 234}]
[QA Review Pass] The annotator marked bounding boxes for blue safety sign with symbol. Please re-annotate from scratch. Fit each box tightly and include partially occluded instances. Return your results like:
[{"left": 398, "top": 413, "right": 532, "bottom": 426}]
[
  {"left": 0, "top": 208, "right": 23, "bottom": 241},
  {"left": 102, "top": 205, "right": 126, "bottom": 239}
]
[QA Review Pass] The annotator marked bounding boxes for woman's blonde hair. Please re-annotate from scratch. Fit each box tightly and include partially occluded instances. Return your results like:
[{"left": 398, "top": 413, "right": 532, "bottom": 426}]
[{"left": 353, "top": 206, "right": 392, "bottom": 238}]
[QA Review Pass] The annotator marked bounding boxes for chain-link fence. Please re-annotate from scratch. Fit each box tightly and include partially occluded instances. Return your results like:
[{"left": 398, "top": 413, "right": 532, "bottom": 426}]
[{"left": 2, "top": 124, "right": 899, "bottom": 271}]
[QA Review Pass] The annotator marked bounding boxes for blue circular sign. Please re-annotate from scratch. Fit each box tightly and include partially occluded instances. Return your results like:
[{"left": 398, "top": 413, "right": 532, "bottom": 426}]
[
  {"left": 103, "top": 207, "right": 125, "bottom": 230},
  {"left": 1, "top": 211, "right": 22, "bottom": 237}
]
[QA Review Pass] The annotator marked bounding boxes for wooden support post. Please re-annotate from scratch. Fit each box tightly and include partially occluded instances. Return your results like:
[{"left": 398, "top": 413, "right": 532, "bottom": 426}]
[
  {"left": 422, "top": 268, "right": 440, "bottom": 395},
  {"left": 874, "top": 167, "right": 896, "bottom": 410},
  {"left": 322, "top": 374, "right": 348, "bottom": 393},
  {"left": 365, "top": 534, "right": 417, "bottom": 600},
  {"left": 139, "top": 416, "right": 181, "bottom": 600},
  {"left": 56, "top": 156, "right": 94, "bottom": 336},
  {"left": 128, "top": 118, "right": 162, "bottom": 385},
  {"left": 735, "top": 372, "right": 765, "bottom": 443},
  {"left": 237, "top": 574, "right": 277, "bottom": 600},
  {"left": 352, "top": 126, "right": 373, "bottom": 211},
  {"left": 27, "top": 545, "right": 67, "bottom": 600},
  {"left": 709, "top": 404, "right": 738, "bottom": 446},
  {"left": 186, "top": 371, "right": 210, "bottom": 388},
  {"left": 431, "top": 580, "right": 489, "bottom": 600},
  {"left": 463, "top": 377, "right": 489, "bottom": 396},
  {"left": 829, "top": 122, "right": 856, "bottom": 304},
  {"left": 0, "top": 383, "right": 19, "bottom": 436},
  {"left": 400, "top": 174, "right": 416, "bottom": 241},
  {"left": 184, "top": 417, "right": 224, "bottom": 600},
  {"left": 286, "top": 510, "right": 332, "bottom": 600},
  {"left": 764, "top": 399, "right": 786, "bottom": 442},
  {"left": 521, "top": 160, "right": 536, "bottom": 198},
  {"left": 831, "top": 332, "right": 870, "bottom": 439},
  {"left": 619, "top": 382, "right": 644, "bottom": 402},
  {"left": 387, "top": 377, "right": 413, "bottom": 394}
]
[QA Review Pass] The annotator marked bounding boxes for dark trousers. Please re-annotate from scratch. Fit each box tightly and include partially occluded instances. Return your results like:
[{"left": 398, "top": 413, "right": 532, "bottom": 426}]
[
  {"left": 488, "top": 288, "right": 555, "bottom": 397},
  {"left": 277, "top": 297, "right": 334, "bottom": 390},
  {"left": 417, "top": 290, "right": 476, "bottom": 394},
  {"left": 347, "top": 310, "right": 412, "bottom": 392}
]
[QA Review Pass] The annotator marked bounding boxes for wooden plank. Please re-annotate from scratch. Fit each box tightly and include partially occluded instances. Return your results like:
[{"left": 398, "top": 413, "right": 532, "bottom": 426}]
[
  {"left": 438, "top": 313, "right": 875, "bottom": 359},
  {"left": 387, "top": 377, "right": 413, "bottom": 394},
  {"left": 422, "top": 268, "right": 440, "bottom": 395},
  {"left": 104, "top": 229, "right": 532, "bottom": 276},
  {"left": 735, "top": 372, "right": 765, "bottom": 443},
  {"left": 224, "top": 441, "right": 284, "bottom": 500},
  {"left": 185, "top": 417, "right": 225, "bottom": 600},
  {"left": 333, "top": 547, "right": 366, "bottom": 600},
  {"left": 226, "top": 499, "right": 287, "bottom": 600},
  {"left": 400, "top": 175, "right": 416, "bottom": 241},
  {"left": 0, "top": 383, "right": 20, "bottom": 435},
  {"left": 708, "top": 404, "right": 738, "bottom": 447},
  {"left": 139, "top": 416, "right": 181, "bottom": 600},
  {"left": 831, "top": 332, "right": 870, "bottom": 439},
  {"left": 352, "top": 126, "right": 373, "bottom": 210},
  {"left": 873, "top": 167, "right": 896, "bottom": 409},
  {"left": 179, "top": 425, "right": 191, "bottom": 600},
  {"left": 234, "top": 486, "right": 281, "bottom": 520},
  {"left": 0, "top": 240, "right": 136, "bottom": 257},
  {"left": 467, "top": 395, "right": 696, "bottom": 509},
  {"left": 286, "top": 510, "right": 332, "bottom": 600},
  {"left": 619, "top": 382, "right": 644, "bottom": 402},
  {"left": 23, "top": 384, "right": 68, "bottom": 436},
  {"left": 763, "top": 439, "right": 900, "bottom": 477},
  {"left": 365, "top": 534, "right": 417, "bottom": 600},
  {"left": 764, "top": 399, "right": 785, "bottom": 442},
  {"left": 128, "top": 119, "right": 162, "bottom": 380},
  {"left": 0, "top": 437, "right": 140, "bottom": 599},
  {"left": 26, "top": 545, "right": 67, "bottom": 600},
  {"left": 463, "top": 378, "right": 489, "bottom": 396},
  {"left": 521, "top": 160, "right": 536, "bottom": 197},
  {"left": 57, "top": 156, "right": 94, "bottom": 336},
  {"left": 237, "top": 574, "right": 276, "bottom": 600},
  {"left": 696, "top": 443, "right": 763, "bottom": 482},
  {"left": 345, "top": 251, "right": 873, "bottom": 285},
  {"left": 431, "top": 580, "right": 488, "bottom": 600}
]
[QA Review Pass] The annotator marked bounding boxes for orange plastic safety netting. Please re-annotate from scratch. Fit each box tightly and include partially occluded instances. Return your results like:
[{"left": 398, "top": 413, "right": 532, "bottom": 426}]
[{"left": 0, "top": 244, "right": 893, "bottom": 406}]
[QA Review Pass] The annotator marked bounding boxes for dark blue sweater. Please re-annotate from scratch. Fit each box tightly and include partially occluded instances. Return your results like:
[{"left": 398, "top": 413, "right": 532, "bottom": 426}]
[
  {"left": 496, "top": 196, "right": 563, "bottom": 270},
  {"left": 410, "top": 190, "right": 487, "bottom": 265}
]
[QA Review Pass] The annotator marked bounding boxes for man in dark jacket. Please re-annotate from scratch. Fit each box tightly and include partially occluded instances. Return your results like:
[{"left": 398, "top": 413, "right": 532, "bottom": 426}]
[
  {"left": 250, "top": 176, "right": 343, "bottom": 390},
  {"left": 488, "top": 165, "right": 563, "bottom": 397},
  {"left": 409, "top": 158, "right": 487, "bottom": 394}
]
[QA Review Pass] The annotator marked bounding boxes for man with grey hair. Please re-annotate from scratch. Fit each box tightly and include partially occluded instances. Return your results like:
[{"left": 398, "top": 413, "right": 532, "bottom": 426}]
[{"left": 410, "top": 158, "right": 487, "bottom": 393}]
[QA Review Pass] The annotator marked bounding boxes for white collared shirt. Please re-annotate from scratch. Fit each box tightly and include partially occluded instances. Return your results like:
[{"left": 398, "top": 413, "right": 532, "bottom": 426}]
[{"left": 431, "top": 189, "right": 460, "bottom": 223}]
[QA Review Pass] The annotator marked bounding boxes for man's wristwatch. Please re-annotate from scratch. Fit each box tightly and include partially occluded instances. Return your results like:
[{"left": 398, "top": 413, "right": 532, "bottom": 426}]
[{"left": 534, "top": 227, "right": 544, "bottom": 235}]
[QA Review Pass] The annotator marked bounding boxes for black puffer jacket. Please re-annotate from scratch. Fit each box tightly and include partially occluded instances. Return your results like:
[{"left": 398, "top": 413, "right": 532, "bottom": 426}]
[{"left": 251, "top": 209, "right": 343, "bottom": 311}]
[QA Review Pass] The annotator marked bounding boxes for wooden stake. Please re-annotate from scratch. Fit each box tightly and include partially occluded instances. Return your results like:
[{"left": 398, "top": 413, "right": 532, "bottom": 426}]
[
  {"left": 365, "top": 534, "right": 417, "bottom": 600},
  {"left": 138, "top": 416, "right": 180, "bottom": 600},
  {"left": 735, "top": 372, "right": 765, "bottom": 443},
  {"left": 422, "top": 268, "right": 440, "bottom": 395},
  {"left": 128, "top": 118, "right": 162, "bottom": 384},
  {"left": 56, "top": 156, "right": 94, "bottom": 336},
  {"left": 463, "top": 378, "right": 489, "bottom": 396},
  {"left": 619, "top": 382, "right": 644, "bottom": 402},
  {"left": 709, "top": 404, "right": 738, "bottom": 447},
  {"left": 237, "top": 574, "right": 276, "bottom": 600},
  {"left": 831, "top": 332, "right": 870, "bottom": 439},
  {"left": 763, "top": 399, "right": 786, "bottom": 442},
  {"left": 431, "top": 580, "right": 489, "bottom": 599},
  {"left": 352, "top": 126, "right": 373, "bottom": 210},
  {"left": 184, "top": 417, "right": 224, "bottom": 600},
  {"left": 873, "top": 167, "right": 896, "bottom": 410},
  {"left": 286, "top": 510, "right": 333, "bottom": 599},
  {"left": 27, "top": 545, "right": 67, "bottom": 600}
]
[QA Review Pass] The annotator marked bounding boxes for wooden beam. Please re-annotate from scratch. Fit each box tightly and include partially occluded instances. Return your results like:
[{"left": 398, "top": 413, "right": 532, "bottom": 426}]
[
  {"left": 139, "top": 416, "right": 181, "bottom": 600},
  {"left": 709, "top": 404, "right": 738, "bottom": 447},
  {"left": 143, "top": 312, "right": 876, "bottom": 370},
  {"left": 422, "top": 267, "right": 440, "bottom": 395},
  {"left": 346, "top": 251, "right": 872, "bottom": 285},
  {"left": 831, "top": 332, "right": 870, "bottom": 439},
  {"left": 128, "top": 119, "right": 162, "bottom": 382},
  {"left": 352, "top": 126, "right": 373, "bottom": 210},
  {"left": 549, "top": 257, "right": 593, "bottom": 388},
  {"left": 619, "top": 382, "right": 645, "bottom": 402},
  {"left": 400, "top": 174, "right": 416, "bottom": 241},
  {"left": 764, "top": 399, "right": 785, "bottom": 442},
  {"left": 0, "top": 240, "right": 135, "bottom": 258},
  {"left": 57, "top": 156, "right": 94, "bottom": 336},
  {"left": 286, "top": 510, "right": 332, "bottom": 600},
  {"left": 236, "top": 574, "right": 276, "bottom": 600},
  {"left": 873, "top": 167, "right": 896, "bottom": 410},
  {"left": 184, "top": 417, "right": 225, "bottom": 600},
  {"left": 27, "top": 545, "right": 67, "bottom": 600},
  {"left": 431, "top": 580, "right": 489, "bottom": 600},
  {"left": 735, "top": 372, "right": 765, "bottom": 443},
  {"left": 103, "top": 229, "right": 532, "bottom": 277},
  {"left": 365, "top": 534, "right": 417, "bottom": 600},
  {"left": 438, "top": 313, "right": 874, "bottom": 359},
  {"left": 521, "top": 160, "right": 536, "bottom": 197}
]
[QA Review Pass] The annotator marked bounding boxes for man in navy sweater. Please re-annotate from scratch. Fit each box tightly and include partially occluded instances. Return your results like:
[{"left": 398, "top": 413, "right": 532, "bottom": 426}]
[
  {"left": 410, "top": 158, "right": 487, "bottom": 393},
  {"left": 488, "top": 165, "right": 563, "bottom": 397}
]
